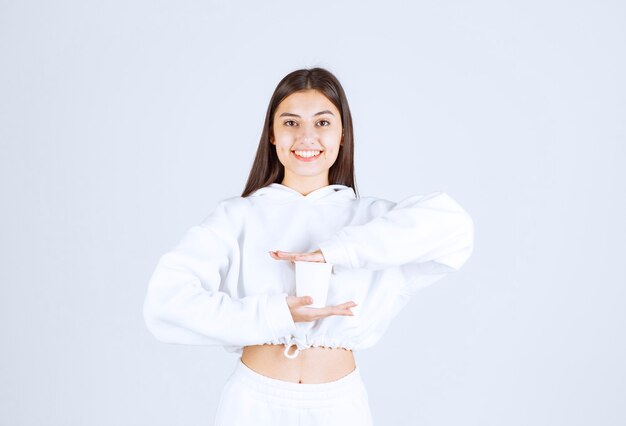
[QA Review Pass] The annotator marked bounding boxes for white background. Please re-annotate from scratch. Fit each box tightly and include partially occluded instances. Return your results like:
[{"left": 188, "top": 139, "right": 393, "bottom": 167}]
[{"left": 1, "top": 1, "right": 624, "bottom": 425}]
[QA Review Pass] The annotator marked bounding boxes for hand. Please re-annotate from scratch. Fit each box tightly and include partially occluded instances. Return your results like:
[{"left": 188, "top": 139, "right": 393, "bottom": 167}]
[
  {"left": 271, "top": 249, "right": 353, "bottom": 322},
  {"left": 269, "top": 249, "right": 326, "bottom": 263},
  {"left": 286, "top": 295, "right": 357, "bottom": 323}
]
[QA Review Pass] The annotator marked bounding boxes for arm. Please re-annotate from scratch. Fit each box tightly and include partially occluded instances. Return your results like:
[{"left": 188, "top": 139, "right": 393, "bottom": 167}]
[
  {"left": 142, "top": 201, "right": 297, "bottom": 347},
  {"left": 317, "top": 191, "right": 474, "bottom": 272}
]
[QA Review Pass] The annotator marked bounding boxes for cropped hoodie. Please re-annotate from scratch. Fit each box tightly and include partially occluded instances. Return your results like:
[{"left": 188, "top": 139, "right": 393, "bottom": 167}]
[{"left": 143, "top": 183, "right": 474, "bottom": 358}]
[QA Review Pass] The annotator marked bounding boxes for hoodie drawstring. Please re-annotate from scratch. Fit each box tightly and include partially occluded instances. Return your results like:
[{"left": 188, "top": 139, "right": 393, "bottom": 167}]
[{"left": 283, "top": 336, "right": 301, "bottom": 359}]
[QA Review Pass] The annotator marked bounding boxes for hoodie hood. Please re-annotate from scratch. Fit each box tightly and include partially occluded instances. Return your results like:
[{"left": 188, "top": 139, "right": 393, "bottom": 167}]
[{"left": 249, "top": 183, "right": 356, "bottom": 203}]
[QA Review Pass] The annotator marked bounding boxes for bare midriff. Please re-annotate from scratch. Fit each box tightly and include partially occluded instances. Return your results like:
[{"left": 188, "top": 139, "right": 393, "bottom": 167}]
[{"left": 241, "top": 344, "right": 356, "bottom": 384}]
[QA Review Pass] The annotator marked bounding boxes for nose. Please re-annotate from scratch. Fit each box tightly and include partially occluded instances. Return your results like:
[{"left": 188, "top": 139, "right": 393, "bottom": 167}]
[{"left": 296, "top": 126, "right": 318, "bottom": 146}]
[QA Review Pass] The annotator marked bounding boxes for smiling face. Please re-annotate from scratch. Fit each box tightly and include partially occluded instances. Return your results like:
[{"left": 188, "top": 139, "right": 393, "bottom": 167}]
[{"left": 270, "top": 89, "right": 343, "bottom": 192}]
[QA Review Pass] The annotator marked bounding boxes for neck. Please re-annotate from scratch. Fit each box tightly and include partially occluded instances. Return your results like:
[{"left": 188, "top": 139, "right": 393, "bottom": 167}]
[{"left": 281, "top": 174, "right": 329, "bottom": 196}]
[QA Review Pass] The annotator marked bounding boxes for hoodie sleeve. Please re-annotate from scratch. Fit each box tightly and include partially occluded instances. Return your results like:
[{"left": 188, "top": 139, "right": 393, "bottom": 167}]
[
  {"left": 317, "top": 191, "right": 474, "bottom": 273},
  {"left": 142, "top": 199, "right": 297, "bottom": 347}
]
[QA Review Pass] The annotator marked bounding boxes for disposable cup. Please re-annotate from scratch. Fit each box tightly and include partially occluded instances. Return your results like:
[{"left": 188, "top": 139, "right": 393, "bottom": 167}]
[{"left": 294, "top": 261, "right": 332, "bottom": 309}]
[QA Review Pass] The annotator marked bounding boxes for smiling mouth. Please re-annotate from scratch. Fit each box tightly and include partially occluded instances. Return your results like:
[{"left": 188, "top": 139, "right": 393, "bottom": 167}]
[{"left": 291, "top": 150, "right": 323, "bottom": 161}]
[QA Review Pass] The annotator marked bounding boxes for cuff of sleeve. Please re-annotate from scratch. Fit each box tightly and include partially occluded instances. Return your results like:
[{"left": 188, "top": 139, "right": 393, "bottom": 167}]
[
  {"left": 266, "top": 293, "right": 297, "bottom": 339},
  {"left": 318, "top": 234, "right": 354, "bottom": 269}
]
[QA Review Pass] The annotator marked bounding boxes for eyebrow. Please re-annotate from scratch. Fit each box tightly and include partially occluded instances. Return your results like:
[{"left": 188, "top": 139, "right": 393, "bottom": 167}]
[{"left": 278, "top": 110, "right": 335, "bottom": 118}]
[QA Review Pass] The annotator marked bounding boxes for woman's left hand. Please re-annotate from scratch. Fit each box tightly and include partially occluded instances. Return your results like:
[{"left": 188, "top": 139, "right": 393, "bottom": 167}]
[{"left": 269, "top": 249, "right": 326, "bottom": 263}]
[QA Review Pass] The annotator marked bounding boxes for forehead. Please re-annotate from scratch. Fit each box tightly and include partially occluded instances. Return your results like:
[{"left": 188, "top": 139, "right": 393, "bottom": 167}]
[{"left": 275, "top": 90, "right": 340, "bottom": 115}]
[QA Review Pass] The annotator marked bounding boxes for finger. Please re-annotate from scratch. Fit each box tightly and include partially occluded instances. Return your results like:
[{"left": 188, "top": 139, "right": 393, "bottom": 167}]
[
  {"left": 332, "top": 302, "right": 357, "bottom": 316},
  {"left": 308, "top": 306, "right": 332, "bottom": 321},
  {"left": 269, "top": 251, "right": 298, "bottom": 264},
  {"left": 268, "top": 251, "right": 289, "bottom": 260},
  {"left": 310, "top": 305, "right": 349, "bottom": 320},
  {"left": 295, "top": 253, "right": 325, "bottom": 263},
  {"left": 305, "top": 301, "right": 356, "bottom": 320},
  {"left": 335, "top": 307, "right": 354, "bottom": 316},
  {"left": 271, "top": 250, "right": 301, "bottom": 261}
]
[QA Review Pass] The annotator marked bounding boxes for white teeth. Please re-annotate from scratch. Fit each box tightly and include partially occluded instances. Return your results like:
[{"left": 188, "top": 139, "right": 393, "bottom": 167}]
[{"left": 293, "top": 150, "right": 321, "bottom": 158}]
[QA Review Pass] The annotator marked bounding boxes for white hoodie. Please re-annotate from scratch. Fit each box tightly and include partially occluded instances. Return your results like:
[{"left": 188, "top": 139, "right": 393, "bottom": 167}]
[{"left": 143, "top": 183, "right": 474, "bottom": 358}]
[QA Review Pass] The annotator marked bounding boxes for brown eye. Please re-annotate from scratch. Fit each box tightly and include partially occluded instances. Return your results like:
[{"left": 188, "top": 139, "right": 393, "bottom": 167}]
[
  {"left": 284, "top": 120, "right": 297, "bottom": 127},
  {"left": 317, "top": 120, "right": 330, "bottom": 127}
]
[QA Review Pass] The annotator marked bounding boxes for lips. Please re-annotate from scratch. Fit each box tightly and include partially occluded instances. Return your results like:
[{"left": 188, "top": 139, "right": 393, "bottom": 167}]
[{"left": 292, "top": 151, "right": 323, "bottom": 162}]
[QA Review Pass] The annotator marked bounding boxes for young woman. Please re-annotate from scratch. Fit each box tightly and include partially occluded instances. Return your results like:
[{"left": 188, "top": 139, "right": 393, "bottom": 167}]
[{"left": 143, "top": 67, "right": 474, "bottom": 425}]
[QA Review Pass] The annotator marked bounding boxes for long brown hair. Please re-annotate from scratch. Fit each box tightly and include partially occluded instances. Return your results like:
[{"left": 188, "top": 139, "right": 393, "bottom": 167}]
[{"left": 241, "top": 67, "right": 359, "bottom": 198}]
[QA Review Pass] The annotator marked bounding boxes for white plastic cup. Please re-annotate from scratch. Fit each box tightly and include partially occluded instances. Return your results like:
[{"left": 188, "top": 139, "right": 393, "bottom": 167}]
[{"left": 294, "top": 261, "right": 332, "bottom": 309}]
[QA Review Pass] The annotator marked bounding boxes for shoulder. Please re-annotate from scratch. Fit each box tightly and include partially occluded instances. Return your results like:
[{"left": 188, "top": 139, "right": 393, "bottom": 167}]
[
  {"left": 198, "top": 195, "right": 252, "bottom": 235},
  {"left": 357, "top": 190, "right": 459, "bottom": 213}
]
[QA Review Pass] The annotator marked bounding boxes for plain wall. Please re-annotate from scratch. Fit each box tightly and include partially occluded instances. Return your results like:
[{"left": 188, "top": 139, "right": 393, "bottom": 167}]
[{"left": 1, "top": 0, "right": 624, "bottom": 425}]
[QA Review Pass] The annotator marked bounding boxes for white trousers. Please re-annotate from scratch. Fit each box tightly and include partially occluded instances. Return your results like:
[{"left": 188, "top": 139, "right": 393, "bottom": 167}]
[{"left": 213, "top": 357, "right": 374, "bottom": 425}]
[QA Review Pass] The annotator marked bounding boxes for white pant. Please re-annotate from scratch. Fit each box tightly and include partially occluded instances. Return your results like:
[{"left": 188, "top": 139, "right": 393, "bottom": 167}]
[{"left": 213, "top": 357, "right": 374, "bottom": 425}]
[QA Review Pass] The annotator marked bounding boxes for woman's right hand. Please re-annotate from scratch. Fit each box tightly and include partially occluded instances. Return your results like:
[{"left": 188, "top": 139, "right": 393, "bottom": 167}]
[{"left": 286, "top": 295, "right": 357, "bottom": 323}]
